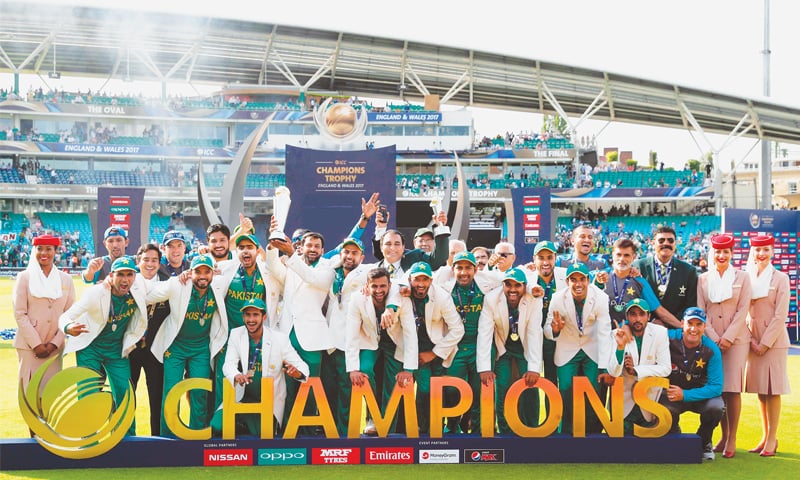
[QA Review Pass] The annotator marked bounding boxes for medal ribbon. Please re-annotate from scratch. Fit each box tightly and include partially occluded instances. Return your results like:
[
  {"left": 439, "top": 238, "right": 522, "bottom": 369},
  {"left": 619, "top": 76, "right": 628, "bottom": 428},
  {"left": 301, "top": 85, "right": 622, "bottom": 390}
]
[
  {"left": 247, "top": 338, "right": 262, "bottom": 374},
  {"left": 455, "top": 281, "right": 477, "bottom": 322},
  {"left": 108, "top": 293, "right": 130, "bottom": 331},
  {"left": 655, "top": 259, "right": 672, "bottom": 293},
  {"left": 508, "top": 307, "right": 519, "bottom": 340},
  {"left": 611, "top": 274, "right": 631, "bottom": 307}
]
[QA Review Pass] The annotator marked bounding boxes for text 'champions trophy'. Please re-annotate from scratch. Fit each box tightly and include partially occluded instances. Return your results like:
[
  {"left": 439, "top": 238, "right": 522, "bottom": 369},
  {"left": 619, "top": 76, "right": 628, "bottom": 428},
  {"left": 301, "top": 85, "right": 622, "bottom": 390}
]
[{"left": 269, "top": 186, "right": 292, "bottom": 242}]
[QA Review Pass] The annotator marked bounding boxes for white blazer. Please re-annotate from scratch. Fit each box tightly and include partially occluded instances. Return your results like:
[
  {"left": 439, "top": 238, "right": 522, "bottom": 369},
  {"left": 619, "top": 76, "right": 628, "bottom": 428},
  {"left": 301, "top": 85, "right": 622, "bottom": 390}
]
[
  {"left": 476, "top": 288, "right": 543, "bottom": 373},
  {"left": 345, "top": 294, "right": 418, "bottom": 372},
  {"left": 606, "top": 323, "right": 671, "bottom": 420},
  {"left": 59, "top": 282, "right": 148, "bottom": 358},
  {"left": 265, "top": 248, "right": 335, "bottom": 351},
  {"left": 413, "top": 283, "right": 465, "bottom": 368},
  {"left": 434, "top": 269, "right": 501, "bottom": 296},
  {"left": 325, "top": 260, "right": 371, "bottom": 352},
  {"left": 524, "top": 267, "right": 567, "bottom": 293},
  {"left": 213, "top": 257, "right": 283, "bottom": 329},
  {"left": 147, "top": 277, "right": 229, "bottom": 367},
  {"left": 544, "top": 284, "right": 612, "bottom": 369},
  {"left": 222, "top": 325, "right": 309, "bottom": 426}
]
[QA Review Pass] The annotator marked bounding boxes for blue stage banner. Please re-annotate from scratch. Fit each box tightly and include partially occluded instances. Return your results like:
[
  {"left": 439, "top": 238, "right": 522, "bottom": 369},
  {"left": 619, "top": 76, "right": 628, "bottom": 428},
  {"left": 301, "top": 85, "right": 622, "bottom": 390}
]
[
  {"left": 285, "top": 145, "right": 396, "bottom": 261},
  {"left": 96, "top": 187, "right": 147, "bottom": 256},
  {"left": 510, "top": 188, "right": 552, "bottom": 262},
  {"left": 723, "top": 208, "right": 800, "bottom": 339},
  {"left": 368, "top": 112, "right": 443, "bottom": 123}
]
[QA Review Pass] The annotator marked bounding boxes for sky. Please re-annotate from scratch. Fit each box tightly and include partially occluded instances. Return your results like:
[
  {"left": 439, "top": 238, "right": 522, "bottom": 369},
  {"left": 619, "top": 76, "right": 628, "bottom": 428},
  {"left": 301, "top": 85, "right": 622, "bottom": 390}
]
[{"left": 12, "top": 0, "right": 800, "bottom": 170}]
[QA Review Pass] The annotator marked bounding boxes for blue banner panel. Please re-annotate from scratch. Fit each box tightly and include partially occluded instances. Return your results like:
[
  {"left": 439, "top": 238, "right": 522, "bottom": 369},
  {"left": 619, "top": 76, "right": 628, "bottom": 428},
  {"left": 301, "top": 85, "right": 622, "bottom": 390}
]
[
  {"left": 0, "top": 434, "right": 701, "bottom": 470},
  {"left": 511, "top": 188, "right": 552, "bottom": 262},
  {"left": 96, "top": 187, "right": 146, "bottom": 256},
  {"left": 285, "top": 145, "right": 396, "bottom": 261},
  {"left": 723, "top": 208, "right": 800, "bottom": 341},
  {"left": 368, "top": 112, "right": 443, "bottom": 123}
]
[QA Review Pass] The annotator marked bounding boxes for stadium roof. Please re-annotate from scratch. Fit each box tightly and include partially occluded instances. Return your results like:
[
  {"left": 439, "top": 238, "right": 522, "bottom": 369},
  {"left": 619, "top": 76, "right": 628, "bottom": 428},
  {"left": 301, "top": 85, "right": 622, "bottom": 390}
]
[{"left": 2, "top": 2, "right": 800, "bottom": 143}]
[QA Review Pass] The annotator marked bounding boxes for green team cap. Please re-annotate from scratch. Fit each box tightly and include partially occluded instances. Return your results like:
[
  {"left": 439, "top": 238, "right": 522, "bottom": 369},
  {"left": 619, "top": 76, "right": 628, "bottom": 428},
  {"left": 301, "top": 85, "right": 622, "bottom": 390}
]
[
  {"left": 534, "top": 241, "right": 557, "bottom": 255},
  {"left": 235, "top": 233, "right": 260, "bottom": 248},
  {"left": 341, "top": 237, "right": 364, "bottom": 251},
  {"left": 408, "top": 261, "right": 433, "bottom": 278},
  {"left": 111, "top": 256, "right": 138, "bottom": 273},
  {"left": 240, "top": 297, "right": 267, "bottom": 312},
  {"left": 625, "top": 298, "right": 651, "bottom": 313},
  {"left": 190, "top": 254, "right": 214, "bottom": 270},
  {"left": 502, "top": 267, "right": 527, "bottom": 284},
  {"left": 452, "top": 251, "right": 477, "bottom": 266},
  {"left": 414, "top": 227, "right": 434, "bottom": 238},
  {"left": 565, "top": 263, "right": 590, "bottom": 278}
]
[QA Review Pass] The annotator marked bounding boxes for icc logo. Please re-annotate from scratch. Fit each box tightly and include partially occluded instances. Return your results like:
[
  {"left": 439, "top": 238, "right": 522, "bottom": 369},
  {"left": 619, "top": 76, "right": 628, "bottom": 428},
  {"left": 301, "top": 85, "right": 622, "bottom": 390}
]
[{"left": 18, "top": 358, "right": 134, "bottom": 459}]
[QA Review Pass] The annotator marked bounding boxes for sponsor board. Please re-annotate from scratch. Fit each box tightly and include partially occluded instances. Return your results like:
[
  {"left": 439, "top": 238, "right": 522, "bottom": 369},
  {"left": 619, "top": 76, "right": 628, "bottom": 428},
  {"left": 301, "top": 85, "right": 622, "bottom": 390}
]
[
  {"left": 365, "top": 447, "right": 414, "bottom": 464},
  {"left": 203, "top": 449, "right": 252, "bottom": 466},
  {"left": 109, "top": 196, "right": 130, "bottom": 206},
  {"left": 311, "top": 448, "right": 360, "bottom": 465},
  {"left": 464, "top": 449, "right": 505, "bottom": 464},
  {"left": 419, "top": 449, "right": 459, "bottom": 464},
  {"left": 257, "top": 448, "right": 307, "bottom": 465}
]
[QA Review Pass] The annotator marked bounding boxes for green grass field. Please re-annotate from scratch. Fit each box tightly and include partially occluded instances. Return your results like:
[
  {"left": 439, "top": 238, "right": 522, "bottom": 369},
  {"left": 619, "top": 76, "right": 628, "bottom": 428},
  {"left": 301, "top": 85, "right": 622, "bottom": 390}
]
[{"left": 1, "top": 276, "right": 797, "bottom": 479}]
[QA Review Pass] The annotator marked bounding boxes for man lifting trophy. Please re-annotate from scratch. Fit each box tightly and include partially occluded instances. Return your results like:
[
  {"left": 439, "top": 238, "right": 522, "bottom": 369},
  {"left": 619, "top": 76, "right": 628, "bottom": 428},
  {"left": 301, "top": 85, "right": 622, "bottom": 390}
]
[{"left": 269, "top": 186, "right": 292, "bottom": 242}]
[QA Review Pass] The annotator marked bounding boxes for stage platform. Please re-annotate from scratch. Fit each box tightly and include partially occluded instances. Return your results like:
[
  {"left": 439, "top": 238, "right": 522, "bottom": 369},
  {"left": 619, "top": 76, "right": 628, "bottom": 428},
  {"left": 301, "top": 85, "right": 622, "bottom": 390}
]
[{"left": 0, "top": 434, "right": 702, "bottom": 469}]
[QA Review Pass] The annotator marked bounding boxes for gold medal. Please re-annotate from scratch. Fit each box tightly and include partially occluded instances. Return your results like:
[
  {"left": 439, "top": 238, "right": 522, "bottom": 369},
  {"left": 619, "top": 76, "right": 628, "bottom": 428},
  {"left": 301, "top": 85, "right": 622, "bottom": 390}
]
[
  {"left": 247, "top": 369, "right": 255, "bottom": 376},
  {"left": 686, "top": 373, "right": 692, "bottom": 382},
  {"left": 199, "top": 318, "right": 206, "bottom": 327},
  {"left": 111, "top": 324, "right": 117, "bottom": 332},
  {"left": 658, "top": 284, "right": 667, "bottom": 296},
  {"left": 510, "top": 332, "right": 519, "bottom": 341}
]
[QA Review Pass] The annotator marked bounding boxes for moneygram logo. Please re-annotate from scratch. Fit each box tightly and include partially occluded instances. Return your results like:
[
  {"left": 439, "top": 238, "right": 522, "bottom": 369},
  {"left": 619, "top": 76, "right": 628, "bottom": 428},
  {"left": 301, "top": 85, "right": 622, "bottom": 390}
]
[
  {"left": 204, "top": 449, "right": 252, "bottom": 466},
  {"left": 312, "top": 448, "right": 360, "bottom": 464},
  {"left": 365, "top": 447, "right": 414, "bottom": 464},
  {"left": 464, "top": 449, "right": 505, "bottom": 463},
  {"left": 258, "top": 448, "right": 307, "bottom": 465},
  {"left": 419, "top": 449, "right": 459, "bottom": 464},
  {"left": 18, "top": 359, "right": 135, "bottom": 459}
]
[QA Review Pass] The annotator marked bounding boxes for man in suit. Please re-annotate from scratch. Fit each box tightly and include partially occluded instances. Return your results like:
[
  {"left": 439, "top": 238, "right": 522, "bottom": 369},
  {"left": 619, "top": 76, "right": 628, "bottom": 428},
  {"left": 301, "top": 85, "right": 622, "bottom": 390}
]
[
  {"left": 321, "top": 237, "right": 371, "bottom": 435},
  {"left": 525, "top": 241, "right": 567, "bottom": 396},
  {"left": 346, "top": 267, "right": 417, "bottom": 433},
  {"left": 406, "top": 261, "right": 464, "bottom": 434},
  {"left": 434, "top": 251, "right": 500, "bottom": 434},
  {"left": 211, "top": 297, "right": 308, "bottom": 437},
  {"left": 267, "top": 231, "right": 335, "bottom": 432},
  {"left": 148, "top": 254, "right": 229, "bottom": 437},
  {"left": 633, "top": 225, "right": 698, "bottom": 325},
  {"left": 544, "top": 263, "right": 612, "bottom": 435},
  {"left": 477, "top": 267, "right": 543, "bottom": 434},
  {"left": 372, "top": 209, "right": 450, "bottom": 276},
  {"left": 606, "top": 298, "right": 671, "bottom": 434},
  {"left": 211, "top": 233, "right": 283, "bottom": 415},
  {"left": 60, "top": 257, "right": 148, "bottom": 435},
  {"left": 129, "top": 243, "right": 170, "bottom": 436}
]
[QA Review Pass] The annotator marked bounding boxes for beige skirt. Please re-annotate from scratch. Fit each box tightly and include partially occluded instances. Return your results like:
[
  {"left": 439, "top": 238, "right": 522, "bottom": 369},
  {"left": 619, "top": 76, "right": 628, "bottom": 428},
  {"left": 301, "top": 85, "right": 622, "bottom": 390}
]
[
  {"left": 745, "top": 347, "right": 791, "bottom": 395},
  {"left": 721, "top": 342, "right": 749, "bottom": 393}
]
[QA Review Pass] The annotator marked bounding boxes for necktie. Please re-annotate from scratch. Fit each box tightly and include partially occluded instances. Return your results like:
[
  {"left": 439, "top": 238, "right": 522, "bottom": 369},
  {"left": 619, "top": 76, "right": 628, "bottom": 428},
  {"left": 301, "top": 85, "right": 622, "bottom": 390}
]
[{"left": 388, "top": 264, "right": 396, "bottom": 275}]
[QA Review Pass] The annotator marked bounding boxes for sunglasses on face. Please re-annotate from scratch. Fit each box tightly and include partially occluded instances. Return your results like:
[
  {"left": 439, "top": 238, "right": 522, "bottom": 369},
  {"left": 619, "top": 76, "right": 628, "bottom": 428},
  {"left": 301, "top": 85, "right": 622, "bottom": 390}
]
[
  {"left": 657, "top": 238, "right": 675, "bottom": 244},
  {"left": 497, "top": 252, "right": 514, "bottom": 258}
]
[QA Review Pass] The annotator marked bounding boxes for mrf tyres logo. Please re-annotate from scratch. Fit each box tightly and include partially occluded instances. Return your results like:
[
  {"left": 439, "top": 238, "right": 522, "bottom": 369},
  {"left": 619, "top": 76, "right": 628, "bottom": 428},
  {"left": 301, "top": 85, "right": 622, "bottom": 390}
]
[
  {"left": 258, "top": 448, "right": 307, "bottom": 465},
  {"left": 18, "top": 359, "right": 135, "bottom": 459},
  {"left": 312, "top": 448, "right": 360, "bottom": 464},
  {"left": 365, "top": 447, "right": 413, "bottom": 464},
  {"left": 204, "top": 449, "right": 252, "bottom": 466},
  {"left": 464, "top": 449, "right": 505, "bottom": 463}
]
